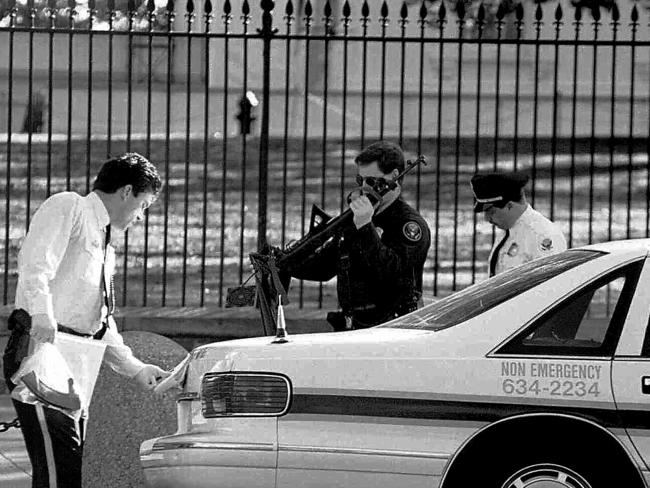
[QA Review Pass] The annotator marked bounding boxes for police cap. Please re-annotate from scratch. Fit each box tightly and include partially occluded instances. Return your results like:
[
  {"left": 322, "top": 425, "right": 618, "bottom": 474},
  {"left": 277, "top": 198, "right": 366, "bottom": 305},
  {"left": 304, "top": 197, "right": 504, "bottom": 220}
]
[{"left": 470, "top": 171, "right": 530, "bottom": 212}]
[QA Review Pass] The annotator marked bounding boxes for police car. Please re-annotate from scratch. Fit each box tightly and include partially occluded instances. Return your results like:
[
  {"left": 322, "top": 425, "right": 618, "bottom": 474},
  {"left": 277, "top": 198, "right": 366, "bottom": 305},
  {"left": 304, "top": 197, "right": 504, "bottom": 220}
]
[{"left": 140, "top": 239, "right": 650, "bottom": 488}]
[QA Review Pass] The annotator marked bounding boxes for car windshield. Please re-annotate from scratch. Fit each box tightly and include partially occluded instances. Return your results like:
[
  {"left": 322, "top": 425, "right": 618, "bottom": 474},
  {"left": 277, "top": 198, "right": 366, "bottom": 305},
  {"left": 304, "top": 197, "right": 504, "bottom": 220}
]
[{"left": 379, "top": 250, "right": 603, "bottom": 332}]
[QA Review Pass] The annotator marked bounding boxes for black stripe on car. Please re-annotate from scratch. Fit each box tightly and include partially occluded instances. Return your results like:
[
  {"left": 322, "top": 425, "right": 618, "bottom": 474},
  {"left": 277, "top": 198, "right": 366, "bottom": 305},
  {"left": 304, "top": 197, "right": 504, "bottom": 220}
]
[{"left": 290, "top": 394, "right": 649, "bottom": 429}]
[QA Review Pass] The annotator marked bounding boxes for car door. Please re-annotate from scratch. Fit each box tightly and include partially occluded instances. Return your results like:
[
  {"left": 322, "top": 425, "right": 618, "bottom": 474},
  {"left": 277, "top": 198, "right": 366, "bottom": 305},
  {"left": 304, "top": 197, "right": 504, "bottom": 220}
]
[
  {"left": 611, "top": 256, "right": 650, "bottom": 471},
  {"left": 494, "top": 258, "right": 644, "bottom": 435}
]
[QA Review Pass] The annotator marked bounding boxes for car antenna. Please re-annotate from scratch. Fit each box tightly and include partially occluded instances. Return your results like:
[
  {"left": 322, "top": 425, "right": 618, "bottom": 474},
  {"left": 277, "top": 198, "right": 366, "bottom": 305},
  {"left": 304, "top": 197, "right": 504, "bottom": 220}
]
[{"left": 272, "top": 295, "right": 290, "bottom": 344}]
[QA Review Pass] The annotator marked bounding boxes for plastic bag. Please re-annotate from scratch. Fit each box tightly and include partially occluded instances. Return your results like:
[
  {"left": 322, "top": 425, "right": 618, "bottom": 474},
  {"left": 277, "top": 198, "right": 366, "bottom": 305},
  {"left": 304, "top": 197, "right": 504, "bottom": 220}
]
[{"left": 11, "top": 333, "right": 106, "bottom": 419}]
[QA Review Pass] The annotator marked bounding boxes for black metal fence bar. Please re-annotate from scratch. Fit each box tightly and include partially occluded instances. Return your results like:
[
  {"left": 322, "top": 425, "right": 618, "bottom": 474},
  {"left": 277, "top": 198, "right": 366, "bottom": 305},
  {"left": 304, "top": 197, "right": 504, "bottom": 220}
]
[
  {"left": 218, "top": 7, "right": 231, "bottom": 306},
  {"left": 25, "top": 6, "right": 33, "bottom": 229},
  {"left": 1, "top": 0, "right": 650, "bottom": 311},
  {"left": 433, "top": 9, "right": 444, "bottom": 297},
  {"left": 199, "top": 4, "right": 212, "bottom": 307},
  {"left": 143, "top": 2, "right": 155, "bottom": 306},
  {"left": 3, "top": 9, "right": 14, "bottom": 305}
]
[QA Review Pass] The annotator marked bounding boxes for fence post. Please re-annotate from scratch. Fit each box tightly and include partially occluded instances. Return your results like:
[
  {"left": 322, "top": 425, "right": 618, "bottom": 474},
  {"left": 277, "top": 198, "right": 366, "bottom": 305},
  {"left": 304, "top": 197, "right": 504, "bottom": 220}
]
[{"left": 257, "top": 0, "right": 276, "bottom": 251}]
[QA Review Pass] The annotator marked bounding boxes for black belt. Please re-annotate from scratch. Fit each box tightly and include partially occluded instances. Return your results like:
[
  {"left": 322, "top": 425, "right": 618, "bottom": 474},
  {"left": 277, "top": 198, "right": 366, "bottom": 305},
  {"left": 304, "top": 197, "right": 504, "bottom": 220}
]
[
  {"left": 58, "top": 324, "right": 93, "bottom": 338},
  {"left": 59, "top": 323, "right": 108, "bottom": 340},
  {"left": 9, "top": 309, "right": 107, "bottom": 340}
]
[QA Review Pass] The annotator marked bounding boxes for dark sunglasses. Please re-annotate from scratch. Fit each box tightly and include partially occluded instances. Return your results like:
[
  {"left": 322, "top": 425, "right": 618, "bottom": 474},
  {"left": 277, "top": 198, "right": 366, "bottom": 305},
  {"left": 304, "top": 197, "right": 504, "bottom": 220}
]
[{"left": 356, "top": 175, "right": 388, "bottom": 187}]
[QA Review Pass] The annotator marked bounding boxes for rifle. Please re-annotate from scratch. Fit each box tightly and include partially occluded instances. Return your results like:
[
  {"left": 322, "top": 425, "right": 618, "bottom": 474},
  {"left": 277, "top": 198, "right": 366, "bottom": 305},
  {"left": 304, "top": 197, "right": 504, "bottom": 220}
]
[{"left": 226, "top": 155, "right": 428, "bottom": 336}]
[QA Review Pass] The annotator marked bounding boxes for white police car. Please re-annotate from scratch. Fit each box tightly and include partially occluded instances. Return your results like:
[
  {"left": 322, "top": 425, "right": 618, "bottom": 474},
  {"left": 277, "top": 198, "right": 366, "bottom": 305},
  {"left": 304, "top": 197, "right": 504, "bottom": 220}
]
[{"left": 140, "top": 239, "right": 650, "bottom": 488}]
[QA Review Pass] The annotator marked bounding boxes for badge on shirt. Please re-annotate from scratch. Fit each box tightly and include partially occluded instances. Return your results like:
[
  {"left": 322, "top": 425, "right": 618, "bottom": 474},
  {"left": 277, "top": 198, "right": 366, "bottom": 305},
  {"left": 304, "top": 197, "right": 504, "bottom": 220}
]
[
  {"left": 541, "top": 238, "right": 553, "bottom": 251},
  {"left": 507, "top": 242, "right": 519, "bottom": 257},
  {"left": 402, "top": 222, "right": 422, "bottom": 242},
  {"left": 376, "top": 226, "right": 384, "bottom": 239}
]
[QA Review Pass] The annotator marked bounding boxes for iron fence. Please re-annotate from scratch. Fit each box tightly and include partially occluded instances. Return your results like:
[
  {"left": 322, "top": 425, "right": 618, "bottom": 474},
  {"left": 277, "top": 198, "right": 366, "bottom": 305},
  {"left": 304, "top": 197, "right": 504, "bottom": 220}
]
[{"left": 1, "top": 0, "right": 649, "bottom": 309}]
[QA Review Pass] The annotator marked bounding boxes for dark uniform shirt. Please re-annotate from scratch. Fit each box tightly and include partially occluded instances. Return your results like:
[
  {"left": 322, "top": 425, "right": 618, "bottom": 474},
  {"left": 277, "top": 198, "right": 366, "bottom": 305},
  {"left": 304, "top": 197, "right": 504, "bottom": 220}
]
[{"left": 290, "top": 197, "right": 431, "bottom": 329}]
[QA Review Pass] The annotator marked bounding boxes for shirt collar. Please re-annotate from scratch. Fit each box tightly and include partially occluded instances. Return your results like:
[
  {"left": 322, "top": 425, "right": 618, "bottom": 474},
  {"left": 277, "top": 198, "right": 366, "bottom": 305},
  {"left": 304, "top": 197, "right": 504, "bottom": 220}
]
[{"left": 87, "top": 191, "right": 111, "bottom": 229}]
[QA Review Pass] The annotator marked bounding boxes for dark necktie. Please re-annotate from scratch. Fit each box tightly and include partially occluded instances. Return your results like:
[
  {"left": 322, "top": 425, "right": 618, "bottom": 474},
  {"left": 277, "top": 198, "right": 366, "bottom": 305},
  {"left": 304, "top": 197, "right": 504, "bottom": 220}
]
[
  {"left": 103, "top": 225, "right": 115, "bottom": 316},
  {"left": 489, "top": 229, "right": 510, "bottom": 277}
]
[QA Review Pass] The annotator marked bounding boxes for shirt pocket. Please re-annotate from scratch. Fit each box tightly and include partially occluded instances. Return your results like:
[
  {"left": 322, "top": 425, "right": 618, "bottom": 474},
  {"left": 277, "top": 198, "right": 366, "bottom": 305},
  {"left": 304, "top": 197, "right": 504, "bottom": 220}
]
[{"left": 80, "top": 237, "right": 105, "bottom": 286}]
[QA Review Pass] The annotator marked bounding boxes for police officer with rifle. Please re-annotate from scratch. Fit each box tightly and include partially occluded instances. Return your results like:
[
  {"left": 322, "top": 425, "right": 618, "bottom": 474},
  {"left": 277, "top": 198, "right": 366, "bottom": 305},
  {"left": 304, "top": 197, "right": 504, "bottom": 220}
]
[{"left": 238, "top": 141, "right": 431, "bottom": 332}]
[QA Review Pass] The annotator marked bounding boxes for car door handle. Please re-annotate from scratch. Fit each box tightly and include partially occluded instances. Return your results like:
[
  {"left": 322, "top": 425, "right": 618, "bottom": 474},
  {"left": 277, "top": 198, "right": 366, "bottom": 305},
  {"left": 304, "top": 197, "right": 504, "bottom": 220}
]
[{"left": 642, "top": 377, "right": 650, "bottom": 394}]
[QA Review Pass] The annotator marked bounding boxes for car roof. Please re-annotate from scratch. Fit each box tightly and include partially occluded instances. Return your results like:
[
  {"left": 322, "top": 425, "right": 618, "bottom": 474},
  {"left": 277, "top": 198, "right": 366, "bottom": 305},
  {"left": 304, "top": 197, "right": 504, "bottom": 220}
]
[{"left": 578, "top": 238, "right": 650, "bottom": 256}]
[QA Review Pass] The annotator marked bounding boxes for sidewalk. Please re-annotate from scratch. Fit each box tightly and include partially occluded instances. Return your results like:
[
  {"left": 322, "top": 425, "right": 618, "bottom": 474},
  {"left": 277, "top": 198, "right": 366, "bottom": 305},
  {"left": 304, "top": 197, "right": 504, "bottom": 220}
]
[{"left": 0, "top": 394, "right": 30, "bottom": 488}]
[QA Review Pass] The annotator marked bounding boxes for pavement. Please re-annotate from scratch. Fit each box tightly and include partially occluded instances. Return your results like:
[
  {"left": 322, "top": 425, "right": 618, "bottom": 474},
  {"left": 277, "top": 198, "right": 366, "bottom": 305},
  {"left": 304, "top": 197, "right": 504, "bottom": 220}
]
[{"left": 0, "top": 393, "right": 31, "bottom": 488}]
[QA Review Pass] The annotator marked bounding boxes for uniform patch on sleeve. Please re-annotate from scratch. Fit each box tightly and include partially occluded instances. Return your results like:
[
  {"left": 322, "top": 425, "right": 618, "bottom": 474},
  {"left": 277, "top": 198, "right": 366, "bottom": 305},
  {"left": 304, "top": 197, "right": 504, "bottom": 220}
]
[
  {"left": 540, "top": 238, "right": 553, "bottom": 251},
  {"left": 402, "top": 221, "right": 423, "bottom": 242}
]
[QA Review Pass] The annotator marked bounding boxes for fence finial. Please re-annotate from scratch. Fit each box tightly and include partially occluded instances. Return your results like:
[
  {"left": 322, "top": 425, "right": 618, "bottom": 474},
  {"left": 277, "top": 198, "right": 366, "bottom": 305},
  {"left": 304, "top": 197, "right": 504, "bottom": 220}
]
[
  {"left": 380, "top": 0, "right": 388, "bottom": 20},
  {"left": 361, "top": 0, "right": 369, "bottom": 20},
  {"left": 611, "top": 2, "right": 619, "bottom": 23},
  {"left": 496, "top": 1, "right": 507, "bottom": 21},
  {"left": 400, "top": 1, "right": 408, "bottom": 21},
  {"left": 419, "top": 1, "right": 427, "bottom": 21},
  {"left": 456, "top": 0, "right": 466, "bottom": 21},
  {"left": 438, "top": 1, "right": 446, "bottom": 23},
  {"left": 515, "top": 2, "right": 524, "bottom": 22},
  {"left": 573, "top": 3, "right": 581, "bottom": 22}
]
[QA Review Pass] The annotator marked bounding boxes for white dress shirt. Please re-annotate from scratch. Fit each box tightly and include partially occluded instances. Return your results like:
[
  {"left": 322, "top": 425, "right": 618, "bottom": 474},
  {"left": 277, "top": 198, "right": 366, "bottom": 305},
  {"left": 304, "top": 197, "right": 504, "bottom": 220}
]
[
  {"left": 489, "top": 205, "right": 567, "bottom": 276},
  {"left": 14, "top": 191, "right": 145, "bottom": 377}
]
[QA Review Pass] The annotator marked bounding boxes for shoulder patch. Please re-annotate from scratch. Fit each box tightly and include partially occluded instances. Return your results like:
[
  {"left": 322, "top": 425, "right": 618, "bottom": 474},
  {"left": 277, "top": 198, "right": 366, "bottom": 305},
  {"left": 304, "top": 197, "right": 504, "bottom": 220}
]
[
  {"left": 540, "top": 238, "right": 553, "bottom": 251},
  {"left": 402, "top": 221, "right": 423, "bottom": 242}
]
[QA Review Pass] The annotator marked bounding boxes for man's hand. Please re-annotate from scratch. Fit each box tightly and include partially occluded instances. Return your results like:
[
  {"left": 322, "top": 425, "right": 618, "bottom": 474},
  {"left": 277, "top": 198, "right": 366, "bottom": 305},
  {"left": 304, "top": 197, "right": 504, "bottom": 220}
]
[
  {"left": 134, "top": 364, "right": 171, "bottom": 391},
  {"left": 349, "top": 194, "right": 374, "bottom": 229},
  {"left": 29, "top": 313, "right": 57, "bottom": 343}
]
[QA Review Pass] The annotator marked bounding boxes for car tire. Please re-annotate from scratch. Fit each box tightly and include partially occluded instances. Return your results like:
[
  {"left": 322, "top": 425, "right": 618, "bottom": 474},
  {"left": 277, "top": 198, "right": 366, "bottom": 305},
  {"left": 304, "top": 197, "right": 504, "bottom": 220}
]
[{"left": 443, "top": 442, "right": 641, "bottom": 488}]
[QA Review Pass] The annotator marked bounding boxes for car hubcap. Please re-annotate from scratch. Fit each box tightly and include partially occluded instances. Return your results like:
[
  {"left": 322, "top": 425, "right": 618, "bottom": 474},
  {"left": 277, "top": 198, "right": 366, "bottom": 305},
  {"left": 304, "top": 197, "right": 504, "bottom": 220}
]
[{"left": 501, "top": 463, "right": 592, "bottom": 488}]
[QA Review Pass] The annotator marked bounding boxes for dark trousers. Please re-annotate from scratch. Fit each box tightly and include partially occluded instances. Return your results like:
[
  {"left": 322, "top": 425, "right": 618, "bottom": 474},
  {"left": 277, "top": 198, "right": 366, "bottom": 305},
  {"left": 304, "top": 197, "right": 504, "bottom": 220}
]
[
  {"left": 12, "top": 399, "right": 84, "bottom": 488},
  {"left": 3, "top": 311, "right": 85, "bottom": 488}
]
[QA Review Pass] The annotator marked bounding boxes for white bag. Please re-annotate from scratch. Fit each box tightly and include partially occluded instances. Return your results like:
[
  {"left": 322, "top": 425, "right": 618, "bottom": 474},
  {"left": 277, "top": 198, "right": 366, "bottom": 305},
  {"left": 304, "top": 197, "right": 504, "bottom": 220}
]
[{"left": 11, "top": 333, "right": 106, "bottom": 419}]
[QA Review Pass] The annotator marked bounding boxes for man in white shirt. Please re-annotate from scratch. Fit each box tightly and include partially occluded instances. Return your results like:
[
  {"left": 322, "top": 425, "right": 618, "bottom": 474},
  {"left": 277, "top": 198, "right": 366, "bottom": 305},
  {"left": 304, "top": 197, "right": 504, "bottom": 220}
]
[
  {"left": 471, "top": 171, "right": 567, "bottom": 277},
  {"left": 3, "top": 152, "right": 170, "bottom": 488}
]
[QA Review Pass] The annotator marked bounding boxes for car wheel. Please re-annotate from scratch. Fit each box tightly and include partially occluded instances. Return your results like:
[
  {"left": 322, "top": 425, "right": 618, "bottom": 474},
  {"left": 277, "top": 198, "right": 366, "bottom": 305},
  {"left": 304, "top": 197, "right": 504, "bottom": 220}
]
[
  {"left": 500, "top": 462, "right": 591, "bottom": 488},
  {"left": 443, "top": 443, "right": 641, "bottom": 488}
]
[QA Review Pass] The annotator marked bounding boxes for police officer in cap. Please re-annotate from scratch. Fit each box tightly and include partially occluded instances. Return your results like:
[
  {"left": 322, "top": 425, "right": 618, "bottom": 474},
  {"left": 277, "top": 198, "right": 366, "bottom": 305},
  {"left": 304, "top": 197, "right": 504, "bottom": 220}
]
[
  {"left": 289, "top": 141, "right": 431, "bottom": 330},
  {"left": 471, "top": 171, "right": 567, "bottom": 277}
]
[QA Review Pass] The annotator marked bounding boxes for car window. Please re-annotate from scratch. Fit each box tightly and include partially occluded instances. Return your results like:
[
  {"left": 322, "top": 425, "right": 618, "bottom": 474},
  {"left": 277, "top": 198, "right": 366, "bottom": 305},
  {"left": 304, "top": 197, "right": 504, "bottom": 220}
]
[
  {"left": 497, "top": 260, "right": 643, "bottom": 357},
  {"left": 379, "top": 250, "right": 602, "bottom": 332}
]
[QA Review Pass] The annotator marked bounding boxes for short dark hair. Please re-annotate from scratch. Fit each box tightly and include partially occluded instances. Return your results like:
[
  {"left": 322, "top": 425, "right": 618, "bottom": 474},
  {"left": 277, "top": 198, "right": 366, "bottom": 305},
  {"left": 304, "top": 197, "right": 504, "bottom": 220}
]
[
  {"left": 92, "top": 152, "right": 161, "bottom": 196},
  {"left": 354, "top": 141, "right": 405, "bottom": 175}
]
